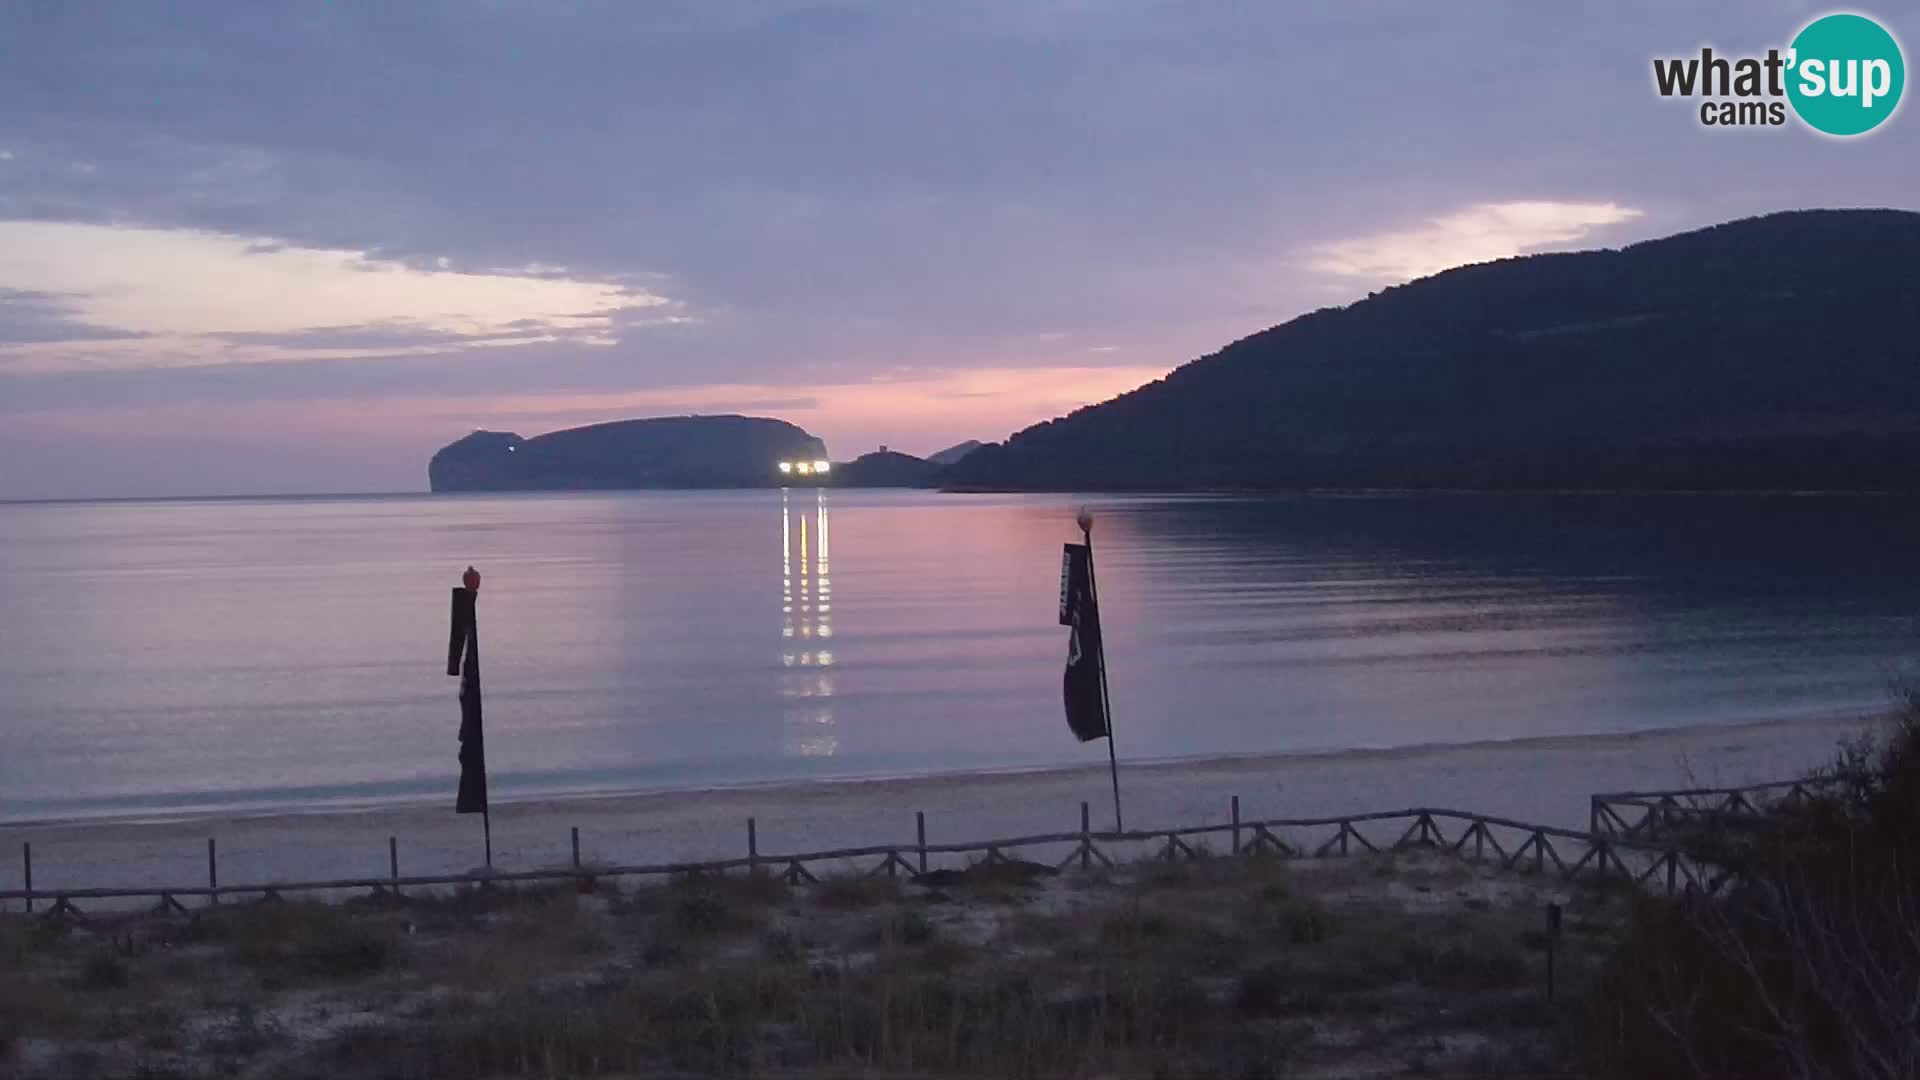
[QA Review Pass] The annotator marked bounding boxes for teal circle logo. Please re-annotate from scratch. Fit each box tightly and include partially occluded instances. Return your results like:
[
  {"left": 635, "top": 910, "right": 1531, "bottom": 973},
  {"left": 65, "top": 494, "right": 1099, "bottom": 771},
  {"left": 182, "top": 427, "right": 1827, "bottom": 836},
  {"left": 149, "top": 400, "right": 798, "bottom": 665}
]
[{"left": 1787, "top": 13, "right": 1905, "bottom": 136}]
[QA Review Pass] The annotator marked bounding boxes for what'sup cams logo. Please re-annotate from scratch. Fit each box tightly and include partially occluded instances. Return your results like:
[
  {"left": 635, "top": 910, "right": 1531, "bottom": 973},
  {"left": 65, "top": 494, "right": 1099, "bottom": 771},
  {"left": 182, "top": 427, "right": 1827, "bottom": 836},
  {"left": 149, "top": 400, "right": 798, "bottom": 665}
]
[{"left": 1653, "top": 11, "right": 1905, "bottom": 136}]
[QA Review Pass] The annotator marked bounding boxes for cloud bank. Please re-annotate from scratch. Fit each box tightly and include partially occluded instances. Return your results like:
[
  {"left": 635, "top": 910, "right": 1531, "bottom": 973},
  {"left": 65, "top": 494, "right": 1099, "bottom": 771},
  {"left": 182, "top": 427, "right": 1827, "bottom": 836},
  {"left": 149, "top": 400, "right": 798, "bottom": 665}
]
[
  {"left": 1307, "top": 202, "right": 1646, "bottom": 283},
  {"left": 0, "top": 222, "right": 674, "bottom": 373}
]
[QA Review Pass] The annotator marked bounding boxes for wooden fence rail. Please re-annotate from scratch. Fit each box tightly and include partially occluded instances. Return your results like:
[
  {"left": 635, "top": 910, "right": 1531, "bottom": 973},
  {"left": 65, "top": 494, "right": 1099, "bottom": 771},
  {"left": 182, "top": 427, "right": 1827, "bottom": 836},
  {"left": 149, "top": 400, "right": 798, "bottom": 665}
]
[
  {"left": 2, "top": 799, "right": 1735, "bottom": 919},
  {"left": 1588, "top": 775, "right": 1858, "bottom": 842}
]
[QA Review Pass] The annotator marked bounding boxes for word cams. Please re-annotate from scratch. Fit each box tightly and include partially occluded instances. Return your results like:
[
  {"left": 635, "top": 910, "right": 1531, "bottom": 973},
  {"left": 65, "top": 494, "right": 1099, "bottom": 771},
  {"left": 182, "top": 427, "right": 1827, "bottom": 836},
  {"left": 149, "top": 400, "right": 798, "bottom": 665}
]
[{"left": 1653, "top": 47, "right": 1895, "bottom": 127}]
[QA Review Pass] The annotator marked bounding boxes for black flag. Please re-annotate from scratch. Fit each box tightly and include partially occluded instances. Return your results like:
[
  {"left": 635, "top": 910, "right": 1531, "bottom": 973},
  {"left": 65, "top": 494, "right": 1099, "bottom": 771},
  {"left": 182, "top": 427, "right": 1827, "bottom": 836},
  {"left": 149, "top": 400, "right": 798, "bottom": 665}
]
[
  {"left": 1059, "top": 542, "right": 1110, "bottom": 742},
  {"left": 448, "top": 586, "right": 488, "bottom": 814}
]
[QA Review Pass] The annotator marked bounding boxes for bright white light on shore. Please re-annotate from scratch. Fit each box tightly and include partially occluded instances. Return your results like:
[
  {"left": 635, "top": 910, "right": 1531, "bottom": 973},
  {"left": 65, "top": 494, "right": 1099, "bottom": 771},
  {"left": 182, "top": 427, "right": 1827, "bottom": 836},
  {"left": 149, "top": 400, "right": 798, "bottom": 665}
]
[
  {"left": 812, "top": 460, "right": 830, "bottom": 473},
  {"left": 778, "top": 461, "right": 793, "bottom": 474}
]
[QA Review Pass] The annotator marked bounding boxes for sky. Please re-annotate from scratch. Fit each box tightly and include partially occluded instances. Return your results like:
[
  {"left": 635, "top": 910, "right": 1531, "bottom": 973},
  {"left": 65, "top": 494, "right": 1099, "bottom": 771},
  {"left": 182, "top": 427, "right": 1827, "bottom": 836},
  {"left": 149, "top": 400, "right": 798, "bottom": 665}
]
[{"left": 0, "top": 1, "right": 1914, "bottom": 499}]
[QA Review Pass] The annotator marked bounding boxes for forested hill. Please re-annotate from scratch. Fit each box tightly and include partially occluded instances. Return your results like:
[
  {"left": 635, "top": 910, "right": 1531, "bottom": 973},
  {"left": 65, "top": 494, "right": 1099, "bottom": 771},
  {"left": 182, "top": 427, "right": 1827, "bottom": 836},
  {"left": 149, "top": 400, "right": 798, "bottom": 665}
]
[{"left": 943, "top": 209, "right": 1920, "bottom": 491}]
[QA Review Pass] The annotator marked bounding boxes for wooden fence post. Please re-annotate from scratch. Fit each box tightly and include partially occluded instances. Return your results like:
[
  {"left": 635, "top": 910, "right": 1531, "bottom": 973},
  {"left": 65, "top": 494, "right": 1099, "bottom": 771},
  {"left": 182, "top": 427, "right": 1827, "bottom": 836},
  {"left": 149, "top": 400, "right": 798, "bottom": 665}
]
[
  {"left": 1080, "top": 801, "right": 1092, "bottom": 870},
  {"left": 2, "top": 786, "right": 1782, "bottom": 910},
  {"left": 916, "top": 811, "right": 928, "bottom": 874},
  {"left": 1545, "top": 903, "right": 1562, "bottom": 1003}
]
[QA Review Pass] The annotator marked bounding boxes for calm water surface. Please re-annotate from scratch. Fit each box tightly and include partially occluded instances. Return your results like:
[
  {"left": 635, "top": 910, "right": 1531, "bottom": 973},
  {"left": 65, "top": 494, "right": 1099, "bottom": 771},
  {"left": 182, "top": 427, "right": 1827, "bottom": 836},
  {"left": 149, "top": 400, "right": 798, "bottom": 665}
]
[{"left": 2, "top": 491, "right": 1916, "bottom": 822}]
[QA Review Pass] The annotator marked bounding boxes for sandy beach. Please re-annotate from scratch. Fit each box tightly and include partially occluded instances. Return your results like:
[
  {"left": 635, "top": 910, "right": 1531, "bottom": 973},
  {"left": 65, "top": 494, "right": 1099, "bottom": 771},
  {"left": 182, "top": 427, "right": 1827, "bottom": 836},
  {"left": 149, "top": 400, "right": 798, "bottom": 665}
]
[{"left": 0, "top": 712, "right": 1880, "bottom": 906}]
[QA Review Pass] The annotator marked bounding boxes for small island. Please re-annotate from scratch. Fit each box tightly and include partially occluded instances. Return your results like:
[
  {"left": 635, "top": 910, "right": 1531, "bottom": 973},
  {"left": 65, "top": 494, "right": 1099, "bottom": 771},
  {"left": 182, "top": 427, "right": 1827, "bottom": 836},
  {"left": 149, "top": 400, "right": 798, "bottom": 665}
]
[{"left": 429, "top": 415, "right": 829, "bottom": 492}]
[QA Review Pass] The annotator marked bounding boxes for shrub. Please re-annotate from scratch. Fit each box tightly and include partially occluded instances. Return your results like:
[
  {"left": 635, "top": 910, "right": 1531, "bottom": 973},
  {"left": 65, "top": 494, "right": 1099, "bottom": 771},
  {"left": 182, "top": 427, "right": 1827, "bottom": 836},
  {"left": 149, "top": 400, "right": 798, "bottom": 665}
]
[
  {"left": 672, "top": 890, "right": 732, "bottom": 935},
  {"left": 1400, "top": 925, "right": 1527, "bottom": 990},
  {"left": 1281, "top": 897, "right": 1337, "bottom": 945},
  {"left": 1589, "top": 701, "right": 1920, "bottom": 1080},
  {"left": 866, "top": 908, "right": 937, "bottom": 948},
  {"left": 1233, "top": 964, "right": 1290, "bottom": 1016},
  {"left": 639, "top": 937, "right": 686, "bottom": 968},
  {"left": 224, "top": 902, "right": 400, "bottom": 982},
  {"left": 79, "top": 949, "right": 131, "bottom": 991},
  {"left": 763, "top": 928, "right": 805, "bottom": 964},
  {"left": 813, "top": 874, "right": 901, "bottom": 910}
]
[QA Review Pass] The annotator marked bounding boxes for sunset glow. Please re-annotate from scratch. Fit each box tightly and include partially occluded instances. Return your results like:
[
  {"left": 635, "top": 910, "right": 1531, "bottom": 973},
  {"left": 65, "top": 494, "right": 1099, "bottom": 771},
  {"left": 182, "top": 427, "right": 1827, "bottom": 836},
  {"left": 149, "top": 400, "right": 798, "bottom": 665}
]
[
  {"left": 1, "top": 4, "right": 1912, "bottom": 498},
  {"left": 0, "top": 221, "right": 674, "bottom": 373}
]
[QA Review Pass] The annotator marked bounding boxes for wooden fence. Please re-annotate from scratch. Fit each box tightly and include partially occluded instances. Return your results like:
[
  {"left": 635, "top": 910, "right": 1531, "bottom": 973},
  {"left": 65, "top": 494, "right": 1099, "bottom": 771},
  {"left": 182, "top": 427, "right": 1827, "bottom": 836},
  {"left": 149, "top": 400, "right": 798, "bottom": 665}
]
[
  {"left": 1588, "top": 775, "right": 1854, "bottom": 843},
  {"left": 2, "top": 797, "right": 1732, "bottom": 919}
]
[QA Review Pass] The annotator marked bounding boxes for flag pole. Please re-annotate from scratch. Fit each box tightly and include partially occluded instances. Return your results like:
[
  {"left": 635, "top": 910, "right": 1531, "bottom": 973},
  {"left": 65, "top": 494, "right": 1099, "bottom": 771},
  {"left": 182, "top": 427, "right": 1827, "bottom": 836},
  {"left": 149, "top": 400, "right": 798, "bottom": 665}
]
[
  {"left": 1081, "top": 514, "right": 1123, "bottom": 833},
  {"left": 472, "top": 593, "right": 491, "bottom": 872}
]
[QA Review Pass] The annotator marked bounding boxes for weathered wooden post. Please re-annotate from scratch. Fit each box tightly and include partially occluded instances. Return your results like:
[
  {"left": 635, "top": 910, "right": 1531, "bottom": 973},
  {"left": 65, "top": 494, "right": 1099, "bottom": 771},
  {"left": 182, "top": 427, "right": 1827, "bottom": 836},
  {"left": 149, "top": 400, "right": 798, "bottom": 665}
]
[
  {"left": 1545, "top": 902, "right": 1563, "bottom": 1003},
  {"left": 1080, "top": 801, "right": 1092, "bottom": 870},
  {"left": 748, "top": 817, "right": 759, "bottom": 875},
  {"left": 915, "top": 811, "right": 927, "bottom": 874},
  {"left": 388, "top": 836, "right": 399, "bottom": 895},
  {"left": 22, "top": 841, "right": 31, "bottom": 914},
  {"left": 571, "top": 827, "right": 581, "bottom": 870},
  {"left": 1231, "top": 796, "right": 1241, "bottom": 856},
  {"left": 207, "top": 838, "right": 218, "bottom": 906}
]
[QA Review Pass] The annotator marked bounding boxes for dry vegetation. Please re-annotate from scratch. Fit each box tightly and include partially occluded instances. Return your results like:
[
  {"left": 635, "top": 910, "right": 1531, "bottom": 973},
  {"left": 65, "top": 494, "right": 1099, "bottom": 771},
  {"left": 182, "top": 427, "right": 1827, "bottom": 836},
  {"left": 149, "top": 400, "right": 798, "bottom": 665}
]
[
  {"left": 0, "top": 846, "right": 1625, "bottom": 1079},
  {"left": 1587, "top": 703, "right": 1920, "bottom": 1080}
]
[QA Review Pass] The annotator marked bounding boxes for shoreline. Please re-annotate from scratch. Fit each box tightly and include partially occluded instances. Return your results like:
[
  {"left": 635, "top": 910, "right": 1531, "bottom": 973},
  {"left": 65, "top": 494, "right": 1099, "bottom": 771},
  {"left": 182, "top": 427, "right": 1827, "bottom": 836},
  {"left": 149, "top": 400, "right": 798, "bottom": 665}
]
[
  {"left": 10, "top": 487, "right": 1920, "bottom": 510},
  {"left": 0, "top": 711, "right": 1881, "bottom": 904},
  {"left": 0, "top": 709, "right": 1882, "bottom": 832}
]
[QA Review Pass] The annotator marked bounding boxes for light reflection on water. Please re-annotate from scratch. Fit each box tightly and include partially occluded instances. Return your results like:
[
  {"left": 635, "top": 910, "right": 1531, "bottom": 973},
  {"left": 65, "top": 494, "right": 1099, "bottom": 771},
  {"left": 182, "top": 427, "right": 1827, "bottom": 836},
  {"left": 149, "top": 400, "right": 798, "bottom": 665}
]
[
  {"left": 782, "top": 489, "right": 837, "bottom": 759},
  {"left": 0, "top": 490, "right": 1917, "bottom": 822}
]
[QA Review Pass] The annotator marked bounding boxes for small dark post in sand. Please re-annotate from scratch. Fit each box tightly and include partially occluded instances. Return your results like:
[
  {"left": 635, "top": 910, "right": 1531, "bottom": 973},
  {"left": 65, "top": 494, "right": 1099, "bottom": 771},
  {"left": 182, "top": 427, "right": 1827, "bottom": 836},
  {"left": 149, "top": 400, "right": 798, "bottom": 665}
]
[
  {"left": 916, "top": 811, "right": 928, "bottom": 874},
  {"left": 448, "top": 566, "right": 492, "bottom": 871},
  {"left": 1545, "top": 902, "right": 1563, "bottom": 1002}
]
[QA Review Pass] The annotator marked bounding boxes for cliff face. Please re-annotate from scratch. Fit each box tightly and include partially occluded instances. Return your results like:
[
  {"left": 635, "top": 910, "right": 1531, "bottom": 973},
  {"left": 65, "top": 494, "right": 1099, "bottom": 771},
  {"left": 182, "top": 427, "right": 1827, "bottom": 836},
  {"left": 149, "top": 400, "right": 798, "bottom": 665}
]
[
  {"left": 429, "top": 415, "right": 829, "bottom": 492},
  {"left": 942, "top": 209, "right": 1920, "bottom": 492}
]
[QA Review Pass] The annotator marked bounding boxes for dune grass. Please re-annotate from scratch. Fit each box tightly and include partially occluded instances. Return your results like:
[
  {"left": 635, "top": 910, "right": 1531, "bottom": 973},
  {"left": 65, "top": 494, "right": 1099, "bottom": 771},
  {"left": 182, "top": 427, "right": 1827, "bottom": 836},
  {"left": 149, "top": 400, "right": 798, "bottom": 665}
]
[{"left": 0, "top": 842, "right": 1611, "bottom": 1079}]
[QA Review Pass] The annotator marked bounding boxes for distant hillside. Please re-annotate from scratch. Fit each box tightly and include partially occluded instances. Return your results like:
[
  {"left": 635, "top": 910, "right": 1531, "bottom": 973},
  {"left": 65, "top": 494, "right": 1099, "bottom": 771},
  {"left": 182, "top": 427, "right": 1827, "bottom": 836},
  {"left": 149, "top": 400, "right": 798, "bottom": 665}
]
[
  {"left": 833, "top": 450, "right": 936, "bottom": 487},
  {"left": 429, "top": 415, "right": 827, "bottom": 492},
  {"left": 925, "top": 440, "right": 985, "bottom": 467},
  {"left": 943, "top": 209, "right": 1920, "bottom": 492}
]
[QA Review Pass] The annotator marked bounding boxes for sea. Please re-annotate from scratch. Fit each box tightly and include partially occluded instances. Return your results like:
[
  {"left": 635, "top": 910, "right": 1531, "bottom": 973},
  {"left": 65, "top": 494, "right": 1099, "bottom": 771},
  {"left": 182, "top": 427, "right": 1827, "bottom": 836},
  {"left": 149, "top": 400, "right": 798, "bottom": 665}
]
[{"left": 2, "top": 490, "right": 1916, "bottom": 824}]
